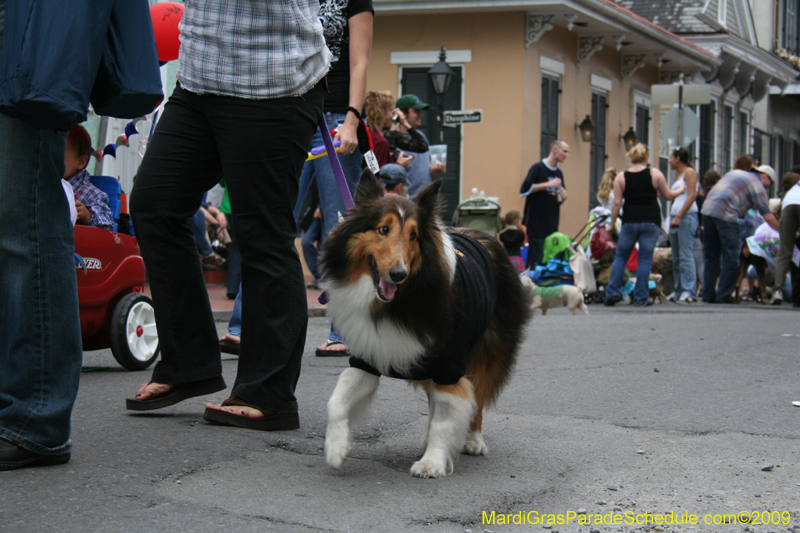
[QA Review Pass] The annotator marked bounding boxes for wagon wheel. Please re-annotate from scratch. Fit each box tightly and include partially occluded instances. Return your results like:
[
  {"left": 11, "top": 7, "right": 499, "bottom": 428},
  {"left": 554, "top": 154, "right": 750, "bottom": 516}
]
[{"left": 110, "top": 293, "right": 160, "bottom": 371}]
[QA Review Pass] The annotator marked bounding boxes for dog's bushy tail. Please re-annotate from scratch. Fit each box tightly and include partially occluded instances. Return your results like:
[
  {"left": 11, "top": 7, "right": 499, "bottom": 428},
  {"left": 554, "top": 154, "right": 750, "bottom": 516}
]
[{"left": 455, "top": 229, "right": 532, "bottom": 407}]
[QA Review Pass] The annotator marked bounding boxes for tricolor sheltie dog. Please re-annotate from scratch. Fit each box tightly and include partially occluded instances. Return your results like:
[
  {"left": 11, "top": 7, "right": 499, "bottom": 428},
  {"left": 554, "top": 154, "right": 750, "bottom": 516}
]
[{"left": 320, "top": 170, "right": 531, "bottom": 478}]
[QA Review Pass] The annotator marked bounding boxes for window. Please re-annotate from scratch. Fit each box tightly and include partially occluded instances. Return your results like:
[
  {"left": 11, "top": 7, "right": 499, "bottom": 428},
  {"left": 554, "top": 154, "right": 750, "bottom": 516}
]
[
  {"left": 631, "top": 91, "right": 650, "bottom": 153},
  {"left": 739, "top": 111, "right": 749, "bottom": 155},
  {"left": 685, "top": 105, "right": 698, "bottom": 169},
  {"left": 773, "top": 135, "right": 783, "bottom": 197},
  {"left": 753, "top": 129, "right": 770, "bottom": 169},
  {"left": 722, "top": 105, "right": 733, "bottom": 174},
  {"left": 588, "top": 90, "right": 607, "bottom": 209},
  {"left": 784, "top": 0, "right": 800, "bottom": 54},
  {"left": 635, "top": 103, "right": 650, "bottom": 147},
  {"left": 699, "top": 101, "right": 716, "bottom": 177},
  {"left": 541, "top": 73, "right": 560, "bottom": 159},
  {"left": 782, "top": 136, "right": 794, "bottom": 178}
]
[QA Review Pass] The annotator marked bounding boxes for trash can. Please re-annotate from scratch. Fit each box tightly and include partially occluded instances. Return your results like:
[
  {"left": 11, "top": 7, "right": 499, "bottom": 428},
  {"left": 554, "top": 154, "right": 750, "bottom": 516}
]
[{"left": 452, "top": 196, "right": 502, "bottom": 237}]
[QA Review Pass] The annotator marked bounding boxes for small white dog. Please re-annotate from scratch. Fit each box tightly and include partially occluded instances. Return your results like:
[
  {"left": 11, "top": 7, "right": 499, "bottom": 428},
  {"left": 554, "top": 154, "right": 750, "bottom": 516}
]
[{"left": 520, "top": 275, "right": 588, "bottom": 316}]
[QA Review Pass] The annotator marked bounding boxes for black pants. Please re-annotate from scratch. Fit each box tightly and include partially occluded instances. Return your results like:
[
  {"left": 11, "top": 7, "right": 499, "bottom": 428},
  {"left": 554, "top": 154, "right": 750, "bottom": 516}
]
[
  {"left": 131, "top": 82, "right": 324, "bottom": 412},
  {"left": 526, "top": 238, "right": 545, "bottom": 268},
  {"left": 225, "top": 215, "right": 242, "bottom": 298}
]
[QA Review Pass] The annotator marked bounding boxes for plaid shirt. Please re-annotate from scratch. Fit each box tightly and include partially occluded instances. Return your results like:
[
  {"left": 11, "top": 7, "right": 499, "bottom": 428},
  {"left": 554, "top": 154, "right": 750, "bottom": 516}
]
[
  {"left": 67, "top": 170, "right": 114, "bottom": 229},
  {"left": 701, "top": 170, "right": 770, "bottom": 223},
  {"left": 177, "top": 0, "right": 331, "bottom": 99}
]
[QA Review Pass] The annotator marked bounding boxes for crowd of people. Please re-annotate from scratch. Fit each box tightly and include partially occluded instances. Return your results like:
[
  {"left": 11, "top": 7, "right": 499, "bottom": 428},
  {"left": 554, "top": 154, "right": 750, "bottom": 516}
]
[{"left": 509, "top": 139, "right": 800, "bottom": 309}]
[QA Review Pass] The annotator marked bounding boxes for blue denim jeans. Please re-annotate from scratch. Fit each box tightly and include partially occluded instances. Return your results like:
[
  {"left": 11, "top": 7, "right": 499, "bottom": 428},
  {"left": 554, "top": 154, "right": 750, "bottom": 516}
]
[
  {"left": 229, "top": 284, "right": 242, "bottom": 337},
  {"left": 301, "top": 216, "right": 324, "bottom": 280},
  {"left": 293, "top": 112, "right": 363, "bottom": 235},
  {"left": 294, "top": 112, "right": 361, "bottom": 345},
  {"left": 606, "top": 222, "right": 662, "bottom": 306},
  {"left": 0, "top": 114, "right": 82, "bottom": 455},
  {"left": 189, "top": 207, "right": 213, "bottom": 256},
  {"left": 703, "top": 216, "right": 741, "bottom": 302},
  {"left": 669, "top": 212, "right": 699, "bottom": 297}
]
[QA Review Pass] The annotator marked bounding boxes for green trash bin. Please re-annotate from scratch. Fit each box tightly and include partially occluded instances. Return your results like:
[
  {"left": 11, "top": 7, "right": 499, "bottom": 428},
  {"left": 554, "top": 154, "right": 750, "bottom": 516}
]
[{"left": 452, "top": 196, "right": 503, "bottom": 237}]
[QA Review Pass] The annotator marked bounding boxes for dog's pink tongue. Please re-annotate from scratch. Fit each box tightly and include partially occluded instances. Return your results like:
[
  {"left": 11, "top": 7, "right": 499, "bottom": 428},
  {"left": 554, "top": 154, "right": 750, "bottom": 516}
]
[{"left": 379, "top": 277, "right": 397, "bottom": 300}]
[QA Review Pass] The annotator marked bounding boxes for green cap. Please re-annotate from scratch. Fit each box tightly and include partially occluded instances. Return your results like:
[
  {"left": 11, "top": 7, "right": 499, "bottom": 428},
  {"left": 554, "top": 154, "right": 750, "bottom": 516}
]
[{"left": 395, "top": 94, "right": 430, "bottom": 110}]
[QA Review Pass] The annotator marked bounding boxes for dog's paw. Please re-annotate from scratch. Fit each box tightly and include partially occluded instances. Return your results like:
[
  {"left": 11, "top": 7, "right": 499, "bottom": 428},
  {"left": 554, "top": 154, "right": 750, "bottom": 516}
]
[
  {"left": 324, "top": 428, "right": 352, "bottom": 470},
  {"left": 410, "top": 457, "right": 449, "bottom": 478},
  {"left": 462, "top": 431, "right": 488, "bottom": 455}
]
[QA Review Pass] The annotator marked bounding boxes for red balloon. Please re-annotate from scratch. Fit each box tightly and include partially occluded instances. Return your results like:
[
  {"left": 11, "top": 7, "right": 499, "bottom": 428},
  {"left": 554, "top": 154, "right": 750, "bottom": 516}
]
[{"left": 150, "top": 2, "right": 184, "bottom": 62}]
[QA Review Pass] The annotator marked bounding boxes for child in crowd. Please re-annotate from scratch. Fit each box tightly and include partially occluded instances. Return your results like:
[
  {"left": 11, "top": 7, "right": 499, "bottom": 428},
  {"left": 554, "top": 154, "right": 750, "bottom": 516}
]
[
  {"left": 64, "top": 124, "right": 114, "bottom": 229},
  {"left": 499, "top": 210, "right": 526, "bottom": 271},
  {"left": 596, "top": 167, "right": 617, "bottom": 211}
]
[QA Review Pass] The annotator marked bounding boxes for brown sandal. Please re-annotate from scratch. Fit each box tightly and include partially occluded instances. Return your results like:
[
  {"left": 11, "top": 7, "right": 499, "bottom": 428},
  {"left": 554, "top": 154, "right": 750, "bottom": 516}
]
[
  {"left": 125, "top": 376, "right": 226, "bottom": 411},
  {"left": 202, "top": 396, "right": 299, "bottom": 431}
]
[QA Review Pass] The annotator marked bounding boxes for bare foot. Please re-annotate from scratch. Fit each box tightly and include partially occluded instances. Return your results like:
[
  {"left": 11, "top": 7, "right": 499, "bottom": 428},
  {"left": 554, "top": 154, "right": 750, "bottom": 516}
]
[
  {"left": 204, "top": 402, "right": 264, "bottom": 418},
  {"left": 220, "top": 334, "right": 240, "bottom": 345},
  {"left": 133, "top": 382, "right": 171, "bottom": 400}
]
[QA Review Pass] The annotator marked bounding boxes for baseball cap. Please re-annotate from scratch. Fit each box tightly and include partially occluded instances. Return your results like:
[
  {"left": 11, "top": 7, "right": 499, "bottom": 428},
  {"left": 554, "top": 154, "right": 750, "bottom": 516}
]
[
  {"left": 378, "top": 163, "right": 408, "bottom": 185},
  {"left": 753, "top": 165, "right": 776, "bottom": 184},
  {"left": 395, "top": 94, "right": 430, "bottom": 110}
]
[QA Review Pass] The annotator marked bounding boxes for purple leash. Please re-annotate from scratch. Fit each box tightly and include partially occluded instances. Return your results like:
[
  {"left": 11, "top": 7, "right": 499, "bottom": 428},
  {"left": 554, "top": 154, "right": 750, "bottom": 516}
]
[
  {"left": 318, "top": 115, "right": 354, "bottom": 210},
  {"left": 316, "top": 115, "right": 355, "bottom": 305}
]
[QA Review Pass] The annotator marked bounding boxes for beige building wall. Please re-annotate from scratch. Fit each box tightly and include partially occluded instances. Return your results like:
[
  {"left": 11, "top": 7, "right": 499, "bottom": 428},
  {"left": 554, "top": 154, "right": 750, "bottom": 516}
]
[
  {"left": 372, "top": 11, "right": 663, "bottom": 239},
  {"left": 371, "top": 11, "right": 526, "bottom": 215}
]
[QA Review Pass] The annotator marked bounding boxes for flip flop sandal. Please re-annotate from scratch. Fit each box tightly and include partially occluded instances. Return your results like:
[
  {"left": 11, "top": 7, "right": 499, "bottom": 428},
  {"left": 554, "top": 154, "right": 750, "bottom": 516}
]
[
  {"left": 203, "top": 396, "right": 299, "bottom": 431},
  {"left": 219, "top": 338, "right": 240, "bottom": 355},
  {"left": 315, "top": 340, "right": 351, "bottom": 357},
  {"left": 125, "top": 376, "right": 226, "bottom": 411}
]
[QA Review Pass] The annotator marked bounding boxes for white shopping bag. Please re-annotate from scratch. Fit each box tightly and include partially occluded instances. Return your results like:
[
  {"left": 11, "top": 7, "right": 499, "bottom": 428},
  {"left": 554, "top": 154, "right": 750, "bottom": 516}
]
[{"left": 568, "top": 243, "right": 596, "bottom": 294}]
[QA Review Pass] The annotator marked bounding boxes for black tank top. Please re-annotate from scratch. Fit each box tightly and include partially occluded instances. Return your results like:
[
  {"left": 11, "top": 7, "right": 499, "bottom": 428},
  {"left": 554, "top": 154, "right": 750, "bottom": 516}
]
[{"left": 622, "top": 168, "right": 662, "bottom": 225}]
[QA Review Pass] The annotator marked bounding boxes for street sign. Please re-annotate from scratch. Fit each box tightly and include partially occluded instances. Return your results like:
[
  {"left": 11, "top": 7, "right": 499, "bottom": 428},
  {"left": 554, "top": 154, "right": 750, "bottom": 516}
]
[
  {"left": 651, "top": 84, "right": 712, "bottom": 106},
  {"left": 443, "top": 109, "right": 482, "bottom": 127},
  {"left": 660, "top": 107, "right": 700, "bottom": 147}
]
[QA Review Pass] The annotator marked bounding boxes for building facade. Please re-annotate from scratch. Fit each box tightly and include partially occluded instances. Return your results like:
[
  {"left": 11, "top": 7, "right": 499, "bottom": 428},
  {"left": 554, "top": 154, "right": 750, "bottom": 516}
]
[{"left": 371, "top": 0, "right": 719, "bottom": 235}]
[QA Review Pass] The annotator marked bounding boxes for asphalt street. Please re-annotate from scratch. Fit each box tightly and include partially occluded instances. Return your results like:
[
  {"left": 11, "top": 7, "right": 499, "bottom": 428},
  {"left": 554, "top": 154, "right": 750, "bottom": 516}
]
[{"left": 2, "top": 303, "right": 799, "bottom": 533}]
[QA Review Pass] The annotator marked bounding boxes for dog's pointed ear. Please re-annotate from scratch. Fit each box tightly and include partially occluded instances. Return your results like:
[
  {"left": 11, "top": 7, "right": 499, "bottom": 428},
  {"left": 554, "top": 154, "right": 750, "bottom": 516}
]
[
  {"left": 354, "top": 168, "right": 384, "bottom": 205},
  {"left": 414, "top": 179, "right": 444, "bottom": 216}
]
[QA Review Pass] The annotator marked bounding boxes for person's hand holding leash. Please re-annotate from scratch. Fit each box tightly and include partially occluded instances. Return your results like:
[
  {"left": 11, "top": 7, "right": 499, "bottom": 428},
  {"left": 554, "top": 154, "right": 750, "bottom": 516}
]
[{"left": 335, "top": 117, "right": 360, "bottom": 156}]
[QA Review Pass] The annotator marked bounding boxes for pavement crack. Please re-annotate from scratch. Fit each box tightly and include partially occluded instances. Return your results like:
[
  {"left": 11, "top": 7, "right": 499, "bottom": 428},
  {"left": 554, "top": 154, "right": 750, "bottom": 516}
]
[
  {"left": 565, "top": 415, "right": 800, "bottom": 440},
  {"left": 248, "top": 515, "right": 340, "bottom": 532}
]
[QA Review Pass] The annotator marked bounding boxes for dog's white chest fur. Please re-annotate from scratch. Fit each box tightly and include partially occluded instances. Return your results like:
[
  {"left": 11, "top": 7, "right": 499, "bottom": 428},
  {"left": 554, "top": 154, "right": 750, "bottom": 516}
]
[{"left": 326, "top": 275, "right": 426, "bottom": 375}]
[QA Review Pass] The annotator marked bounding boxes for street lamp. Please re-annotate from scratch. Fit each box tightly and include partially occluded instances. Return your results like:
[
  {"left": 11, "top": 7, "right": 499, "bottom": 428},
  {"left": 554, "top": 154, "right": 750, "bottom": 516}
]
[
  {"left": 428, "top": 46, "right": 456, "bottom": 142},
  {"left": 429, "top": 46, "right": 456, "bottom": 96},
  {"left": 576, "top": 115, "right": 595, "bottom": 143},
  {"left": 621, "top": 127, "right": 638, "bottom": 151}
]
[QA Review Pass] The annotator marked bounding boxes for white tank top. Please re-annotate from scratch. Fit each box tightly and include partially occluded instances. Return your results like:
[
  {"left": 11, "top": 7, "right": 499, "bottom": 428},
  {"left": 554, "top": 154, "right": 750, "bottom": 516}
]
[{"left": 670, "top": 173, "right": 698, "bottom": 215}]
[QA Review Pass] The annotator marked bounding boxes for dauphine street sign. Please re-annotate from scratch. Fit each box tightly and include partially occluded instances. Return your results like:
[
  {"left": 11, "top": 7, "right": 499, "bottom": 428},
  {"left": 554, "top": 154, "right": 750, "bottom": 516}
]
[{"left": 443, "top": 109, "right": 483, "bottom": 126}]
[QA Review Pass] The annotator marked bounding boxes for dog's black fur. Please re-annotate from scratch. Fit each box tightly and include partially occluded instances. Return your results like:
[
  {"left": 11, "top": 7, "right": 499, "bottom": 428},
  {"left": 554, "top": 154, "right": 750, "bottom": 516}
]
[
  {"left": 735, "top": 239, "right": 769, "bottom": 304},
  {"left": 321, "top": 170, "right": 532, "bottom": 402}
]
